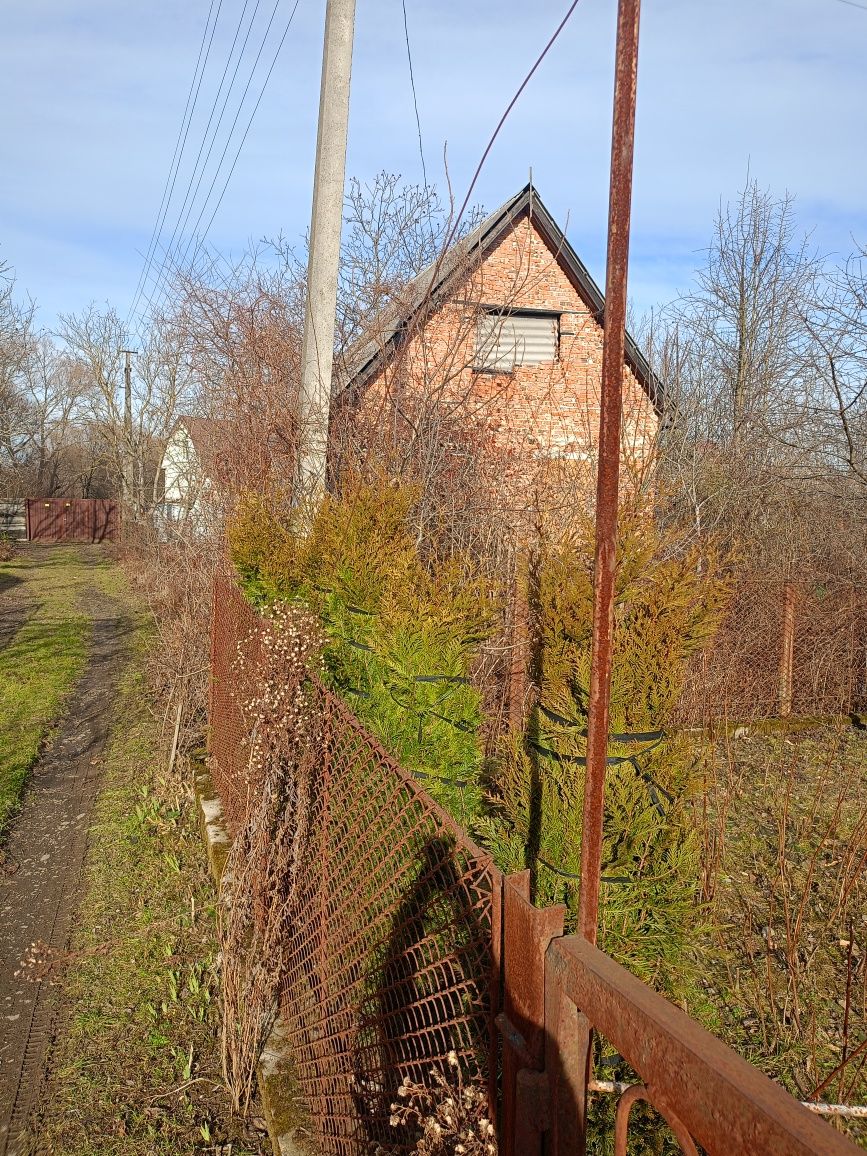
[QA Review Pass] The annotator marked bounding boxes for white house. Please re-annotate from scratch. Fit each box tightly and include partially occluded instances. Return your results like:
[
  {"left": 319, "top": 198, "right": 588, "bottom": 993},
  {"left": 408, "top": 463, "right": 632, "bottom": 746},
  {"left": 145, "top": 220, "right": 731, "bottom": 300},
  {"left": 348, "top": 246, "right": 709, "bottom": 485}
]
[{"left": 158, "top": 416, "right": 220, "bottom": 528}]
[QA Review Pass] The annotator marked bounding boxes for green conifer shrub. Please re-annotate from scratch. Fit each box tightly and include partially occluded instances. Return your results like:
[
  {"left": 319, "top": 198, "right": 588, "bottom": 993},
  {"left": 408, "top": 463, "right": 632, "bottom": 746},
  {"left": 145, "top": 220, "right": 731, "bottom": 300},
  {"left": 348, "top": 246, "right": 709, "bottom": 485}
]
[
  {"left": 227, "top": 475, "right": 500, "bottom": 824},
  {"left": 476, "top": 502, "right": 730, "bottom": 1000}
]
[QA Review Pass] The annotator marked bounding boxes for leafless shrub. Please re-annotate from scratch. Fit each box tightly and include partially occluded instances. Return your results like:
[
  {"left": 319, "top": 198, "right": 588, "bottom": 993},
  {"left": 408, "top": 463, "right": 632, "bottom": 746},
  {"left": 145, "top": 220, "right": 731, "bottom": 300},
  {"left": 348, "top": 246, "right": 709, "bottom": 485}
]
[
  {"left": 374, "top": 1051, "right": 497, "bottom": 1156},
  {"left": 116, "top": 522, "right": 215, "bottom": 766},
  {"left": 218, "top": 602, "right": 323, "bottom": 1113}
]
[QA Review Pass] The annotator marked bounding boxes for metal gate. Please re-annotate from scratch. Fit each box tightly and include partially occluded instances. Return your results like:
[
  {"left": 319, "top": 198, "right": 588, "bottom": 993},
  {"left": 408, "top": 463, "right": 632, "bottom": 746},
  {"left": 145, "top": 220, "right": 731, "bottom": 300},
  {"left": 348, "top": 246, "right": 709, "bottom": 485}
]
[{"left": 25, "top": 498, "right": 120, "bottom": 543}]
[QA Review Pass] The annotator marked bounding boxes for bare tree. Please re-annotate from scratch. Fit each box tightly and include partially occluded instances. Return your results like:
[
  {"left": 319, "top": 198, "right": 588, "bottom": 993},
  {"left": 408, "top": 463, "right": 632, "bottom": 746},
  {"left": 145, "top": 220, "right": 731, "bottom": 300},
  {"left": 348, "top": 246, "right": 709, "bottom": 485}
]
[
  {"left": 57, "top": 304, "right": 198, "bottom": 517},
  {"left": 806, "top": 248, "right": 867, "bottom": 494},
  {"left": 0, "top": 261, "right": 36, "bottom": 494},
  {"left": 650, "top": 179, "right": 829, "bottom": 560}
]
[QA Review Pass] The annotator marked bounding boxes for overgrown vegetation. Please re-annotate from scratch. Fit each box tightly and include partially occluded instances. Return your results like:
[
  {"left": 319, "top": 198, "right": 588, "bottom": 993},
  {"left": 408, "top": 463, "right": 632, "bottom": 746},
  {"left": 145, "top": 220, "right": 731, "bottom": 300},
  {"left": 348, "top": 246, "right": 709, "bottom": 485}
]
[
  {"left": 478, "top": 504, "right": 730, "bottom": 998},
  {"left": 228, "top": 476, "right": 733, "bottom": 1006},
  {"left": 0, "top": 547, "right": 92, "bottom": 838},
  {"left": 229, "top": 476, "right": 500, "bottom": 820},
  {"left": 697, "top": 727, "right": 867, "bottom": 1144}
]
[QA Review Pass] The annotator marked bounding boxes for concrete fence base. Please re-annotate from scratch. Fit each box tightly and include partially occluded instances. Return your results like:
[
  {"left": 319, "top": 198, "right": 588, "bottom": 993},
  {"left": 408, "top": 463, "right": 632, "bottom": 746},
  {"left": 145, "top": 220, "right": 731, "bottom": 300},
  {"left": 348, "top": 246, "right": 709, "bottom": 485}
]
[{"left": 192, "top": 760, "right": 308, "bottom": 1156}]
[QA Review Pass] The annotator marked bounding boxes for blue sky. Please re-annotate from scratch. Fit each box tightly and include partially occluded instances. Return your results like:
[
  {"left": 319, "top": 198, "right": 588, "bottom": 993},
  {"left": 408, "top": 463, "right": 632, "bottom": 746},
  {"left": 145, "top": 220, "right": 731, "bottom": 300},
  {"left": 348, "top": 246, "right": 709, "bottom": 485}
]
[{"left": 1, "top": 0, "right": 865, "bottom": 335}]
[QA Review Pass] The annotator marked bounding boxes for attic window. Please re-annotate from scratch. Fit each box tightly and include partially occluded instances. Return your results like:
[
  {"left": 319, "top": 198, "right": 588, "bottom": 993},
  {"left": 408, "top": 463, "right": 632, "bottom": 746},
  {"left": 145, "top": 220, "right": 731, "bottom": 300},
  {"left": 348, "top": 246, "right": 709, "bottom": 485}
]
[{"left": 474, "top": 311, "right": 559, "bottom": 372}]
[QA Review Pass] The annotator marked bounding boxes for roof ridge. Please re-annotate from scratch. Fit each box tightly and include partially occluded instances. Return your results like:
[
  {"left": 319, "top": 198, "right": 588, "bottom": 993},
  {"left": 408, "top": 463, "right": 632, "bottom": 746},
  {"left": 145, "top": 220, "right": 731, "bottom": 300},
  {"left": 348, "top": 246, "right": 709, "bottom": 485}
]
[{"left": 335, "top": 184, "right": 663, "bottom": 411}]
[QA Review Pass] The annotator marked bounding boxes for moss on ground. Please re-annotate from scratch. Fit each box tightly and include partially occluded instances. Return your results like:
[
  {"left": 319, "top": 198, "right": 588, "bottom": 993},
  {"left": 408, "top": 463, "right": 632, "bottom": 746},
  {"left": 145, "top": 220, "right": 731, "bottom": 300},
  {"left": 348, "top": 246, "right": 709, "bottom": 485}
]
[
  {"left": 35, "top": 593, "right": 267, "bottom": 1154},
  {"left": 0, "top": 547, "right": 93, "bottom": 839}
]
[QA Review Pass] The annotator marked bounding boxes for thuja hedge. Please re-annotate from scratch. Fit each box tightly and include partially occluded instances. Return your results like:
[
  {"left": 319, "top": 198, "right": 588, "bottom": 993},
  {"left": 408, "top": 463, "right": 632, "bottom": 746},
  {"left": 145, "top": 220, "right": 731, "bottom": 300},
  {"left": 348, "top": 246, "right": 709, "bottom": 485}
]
[
  {"left": 227, "top": 476, "right": 730, "bottom": 1001},
  {"left": 228, "top": 477, "right": 499, "bottom": 823}
]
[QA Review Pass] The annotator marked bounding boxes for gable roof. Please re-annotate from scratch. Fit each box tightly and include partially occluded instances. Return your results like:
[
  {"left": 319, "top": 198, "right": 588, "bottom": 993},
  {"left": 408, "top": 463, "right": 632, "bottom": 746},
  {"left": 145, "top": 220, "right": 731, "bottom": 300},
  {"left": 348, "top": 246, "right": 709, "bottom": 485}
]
[
  {"left": 336, "top": 183, "right": 664, "bottom": 413},
  {"left": 174, "top": 416, "right": 223, "bottom": 456}
]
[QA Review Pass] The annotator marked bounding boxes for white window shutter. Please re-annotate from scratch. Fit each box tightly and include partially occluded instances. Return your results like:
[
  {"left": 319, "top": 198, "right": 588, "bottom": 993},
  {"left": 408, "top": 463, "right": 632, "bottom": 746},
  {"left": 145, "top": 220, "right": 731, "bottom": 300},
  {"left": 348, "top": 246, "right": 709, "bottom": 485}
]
[{"left": 476, "top": 313, "right": 558, "bottom": 370}]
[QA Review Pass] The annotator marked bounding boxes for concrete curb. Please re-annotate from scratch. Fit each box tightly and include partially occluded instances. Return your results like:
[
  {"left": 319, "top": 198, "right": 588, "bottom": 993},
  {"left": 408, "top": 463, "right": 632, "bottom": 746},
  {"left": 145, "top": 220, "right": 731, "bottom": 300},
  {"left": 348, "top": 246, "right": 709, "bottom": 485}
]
[{"left": 192, "top": 763, "right": 309, "bottom": 1156}]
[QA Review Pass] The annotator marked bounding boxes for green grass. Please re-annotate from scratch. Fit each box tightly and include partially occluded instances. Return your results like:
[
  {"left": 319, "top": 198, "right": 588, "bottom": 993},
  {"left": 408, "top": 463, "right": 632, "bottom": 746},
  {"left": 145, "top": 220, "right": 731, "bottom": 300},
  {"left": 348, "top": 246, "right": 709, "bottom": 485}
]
[
  {"left": 36, "top": 623, "right": 265, "bottom": 1154},
  {"left": 0, "top": 548, "right": 92, "bottom": 838}
]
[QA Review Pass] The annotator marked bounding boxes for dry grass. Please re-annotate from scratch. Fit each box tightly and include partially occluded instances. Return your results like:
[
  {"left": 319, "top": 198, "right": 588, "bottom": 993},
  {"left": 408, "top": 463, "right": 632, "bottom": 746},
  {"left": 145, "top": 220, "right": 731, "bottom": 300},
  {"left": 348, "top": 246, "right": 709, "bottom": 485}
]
[{"left": 695, "top": 725, "right": 867, "bottom": 1143}]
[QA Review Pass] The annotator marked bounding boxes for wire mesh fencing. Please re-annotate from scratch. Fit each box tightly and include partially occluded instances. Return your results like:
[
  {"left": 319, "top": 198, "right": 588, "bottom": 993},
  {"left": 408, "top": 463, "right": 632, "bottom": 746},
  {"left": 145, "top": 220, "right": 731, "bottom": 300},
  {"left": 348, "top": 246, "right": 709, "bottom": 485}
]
[
  {"left": 675, "top": 573, "right": 866, "bottom": 725},
  {"left": 207, "top": 572, "right": 860, "bottom": 1156},
  {"left": 209, "top": 573, "right": 503, "bottom": 1155}
]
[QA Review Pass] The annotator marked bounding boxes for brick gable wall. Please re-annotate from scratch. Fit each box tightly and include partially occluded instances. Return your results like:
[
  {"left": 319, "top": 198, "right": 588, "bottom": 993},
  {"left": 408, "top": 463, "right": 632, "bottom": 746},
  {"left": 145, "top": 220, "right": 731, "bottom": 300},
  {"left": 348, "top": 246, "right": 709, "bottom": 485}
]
[{"left": 347, "top": 212, "right": 658, "bottom": 511}]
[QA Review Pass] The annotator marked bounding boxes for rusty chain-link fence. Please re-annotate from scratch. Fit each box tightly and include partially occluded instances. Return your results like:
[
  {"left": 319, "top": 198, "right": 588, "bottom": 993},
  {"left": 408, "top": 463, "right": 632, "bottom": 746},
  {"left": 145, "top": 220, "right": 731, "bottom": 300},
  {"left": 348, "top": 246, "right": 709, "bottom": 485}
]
[
  {"left": 676, "top": 574, "right": 866, "bottom": 725},
  {"left": 209, "top": 574, "right": 503, "bottom": 1154},
  {"left": 208, "top": 572, "right": 860, "bottom": 1156}
]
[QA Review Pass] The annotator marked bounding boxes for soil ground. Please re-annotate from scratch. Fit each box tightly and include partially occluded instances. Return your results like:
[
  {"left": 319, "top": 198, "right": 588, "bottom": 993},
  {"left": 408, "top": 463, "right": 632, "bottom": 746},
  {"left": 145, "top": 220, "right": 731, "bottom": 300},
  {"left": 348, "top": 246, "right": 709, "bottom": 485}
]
[
  {"left": 0, "top": 548, "right": 126, "bottom": 1154},
  {"left": 0, "top": 567, "right": 31, "bottom": 651}
]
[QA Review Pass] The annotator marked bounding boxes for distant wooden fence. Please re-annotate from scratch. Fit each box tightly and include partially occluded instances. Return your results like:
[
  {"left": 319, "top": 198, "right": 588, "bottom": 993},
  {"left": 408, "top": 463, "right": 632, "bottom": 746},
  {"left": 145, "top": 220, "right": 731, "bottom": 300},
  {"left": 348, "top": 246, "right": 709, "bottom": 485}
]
[{"left": 25, "top": 499, "right": 120, "bottom": 544}]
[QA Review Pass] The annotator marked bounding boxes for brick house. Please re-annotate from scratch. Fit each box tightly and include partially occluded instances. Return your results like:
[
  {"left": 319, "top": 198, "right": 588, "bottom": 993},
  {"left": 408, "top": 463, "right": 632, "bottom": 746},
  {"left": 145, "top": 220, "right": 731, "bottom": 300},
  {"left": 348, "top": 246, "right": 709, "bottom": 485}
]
[{"left": 333, "top": 184, "right": 662, "bottom": 508}]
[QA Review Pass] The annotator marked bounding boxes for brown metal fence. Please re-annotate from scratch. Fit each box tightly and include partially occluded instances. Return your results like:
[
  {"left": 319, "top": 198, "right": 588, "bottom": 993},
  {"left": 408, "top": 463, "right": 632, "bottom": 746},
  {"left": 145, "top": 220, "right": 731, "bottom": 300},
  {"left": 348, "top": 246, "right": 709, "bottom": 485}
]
[
  {"left": 25, "top": 498, "right": 120, "bottom": 543},
  {"left": 210, "top": 574, "right": 503, "bottom": 1153},
  {"left": 208, "top": 572, "right": 860, "bottom": 1155}
]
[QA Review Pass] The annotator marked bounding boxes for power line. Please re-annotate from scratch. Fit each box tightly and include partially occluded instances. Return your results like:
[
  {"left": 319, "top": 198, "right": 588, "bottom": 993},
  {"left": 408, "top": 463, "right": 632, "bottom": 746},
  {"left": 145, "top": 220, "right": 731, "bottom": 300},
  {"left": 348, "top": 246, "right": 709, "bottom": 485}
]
[
  {"left": 163, "top": 0, "right": 293, "bottom": 285},
  {"left": 134, "top": 0, "right": 295, "bottom": 325},
  {"left": 140, "top": 0, "right": 263, "bottom": 312},
  {"left": 830, "top": 0, "right": 867, "bottom": 10},
  {"left": 124, "top": 0, "right": 225, "bottom": 333},
  {"left": 409, "top": 0, "right": 583, "bottom": 335},
  {"left": 401, "top": 0, "right": 427, "bottom": 188},
  {"left": 445, "top": 0, "right": 582, "bottom": 254},
  {"left": 136, "top": 0, "right": 303, "bottom": 326}
]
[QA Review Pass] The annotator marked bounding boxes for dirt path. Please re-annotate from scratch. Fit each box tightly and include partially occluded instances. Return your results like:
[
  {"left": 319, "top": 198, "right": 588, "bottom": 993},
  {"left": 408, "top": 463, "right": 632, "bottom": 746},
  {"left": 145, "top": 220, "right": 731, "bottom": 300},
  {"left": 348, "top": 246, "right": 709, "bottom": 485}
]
[
  {"left": 0, "top": 567, "right": 33, "bottom": 652},
  {"left": 0, "top": 571, "right": 129, "bottom": 1155}
]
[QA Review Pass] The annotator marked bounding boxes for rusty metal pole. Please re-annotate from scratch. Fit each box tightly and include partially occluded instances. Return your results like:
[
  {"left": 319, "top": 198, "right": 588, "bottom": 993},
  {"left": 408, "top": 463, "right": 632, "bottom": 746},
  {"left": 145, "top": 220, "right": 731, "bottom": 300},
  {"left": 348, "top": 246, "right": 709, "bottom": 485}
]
[{"left": 577, "top": 0, "right": 642, "bottom": 944}]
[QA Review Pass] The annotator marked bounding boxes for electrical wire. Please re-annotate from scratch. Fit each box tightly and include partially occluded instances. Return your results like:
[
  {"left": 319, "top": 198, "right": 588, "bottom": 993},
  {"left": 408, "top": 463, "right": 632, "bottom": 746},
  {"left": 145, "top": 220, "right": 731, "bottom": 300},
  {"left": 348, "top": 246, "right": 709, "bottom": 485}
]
[
  {"left": 134, "top": 0, "right": 579, "bottom": 332},
  {"left": 148, "top": 0, "right": 264, "bottom": 293},
  {"left": 407, "top": 0, "right": 583, "bottom": 336},
  {"left": 445, "top": 0, "right": 582, "bottom": 256},
  {"left": 401, "top": 0, "right": 427, "bottom": 188},
  {"left": 136, "top": 0, "right": 303, "bottom": 326},
  {"left": 124, "top": 0, "right": 224, "bottom": 333},
  {"left": 135, "top": 0, "right": 265, "bottom": 321},
  {"left": 164, "top": 0, "right": 296, "bottom": 285}
]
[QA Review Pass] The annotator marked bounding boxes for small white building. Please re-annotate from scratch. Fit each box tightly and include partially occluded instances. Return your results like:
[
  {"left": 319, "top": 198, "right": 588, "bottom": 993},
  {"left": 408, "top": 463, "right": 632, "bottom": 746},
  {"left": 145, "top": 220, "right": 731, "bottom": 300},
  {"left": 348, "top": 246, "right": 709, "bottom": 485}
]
[{"left": 158, "top": 417, "right": 220, "bottom": 529}]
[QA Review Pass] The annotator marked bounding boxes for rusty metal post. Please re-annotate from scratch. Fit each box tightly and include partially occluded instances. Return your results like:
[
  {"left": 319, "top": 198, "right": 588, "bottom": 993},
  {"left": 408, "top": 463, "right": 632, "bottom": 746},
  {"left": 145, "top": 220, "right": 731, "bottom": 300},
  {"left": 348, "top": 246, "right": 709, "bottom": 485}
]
[
  {"left": 501, "top": 872, "right": 565, "bottom": 1156},
  {"left": 488, "top": 871, "right": 504, "bottom": 1125},
  {"left": 577, "top": 0, "right": 642, "bottom": 944},
  {"left": 509, "top": 549, "right": 531, "bottom": 734},
  {"left": 544, "top": 963, "right": 593, "bottom": 1156},
  {"left": 778, "top": 579, "right": 796, "bottom": 718}
]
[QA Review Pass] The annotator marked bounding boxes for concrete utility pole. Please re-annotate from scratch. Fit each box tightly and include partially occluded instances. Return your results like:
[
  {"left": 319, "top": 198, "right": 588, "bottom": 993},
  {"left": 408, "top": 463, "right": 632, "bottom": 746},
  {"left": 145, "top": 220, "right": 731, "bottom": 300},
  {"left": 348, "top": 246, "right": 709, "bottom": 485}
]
[
  {"left": 297, "top": 0, "right": 357, "bottom": 501},
  {"left": 121, "top": 349, "right": 137, "bottom": 514}
]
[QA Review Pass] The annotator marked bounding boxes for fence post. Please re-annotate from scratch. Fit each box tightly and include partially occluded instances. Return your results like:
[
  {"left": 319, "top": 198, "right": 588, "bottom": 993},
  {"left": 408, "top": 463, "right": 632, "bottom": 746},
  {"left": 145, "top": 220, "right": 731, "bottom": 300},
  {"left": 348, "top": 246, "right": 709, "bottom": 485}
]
[
  {"left": 778, "top": 580, "right": 796, "bottom": 718},
  {"left": 501, "top": 872, "right": 565, "bottom": 1156},
  {"left": 509, "top": 551, "right": 531, "bottom": 735},
  {"left": 544, "top": 954, "right": 592, "bottom": 1156}
]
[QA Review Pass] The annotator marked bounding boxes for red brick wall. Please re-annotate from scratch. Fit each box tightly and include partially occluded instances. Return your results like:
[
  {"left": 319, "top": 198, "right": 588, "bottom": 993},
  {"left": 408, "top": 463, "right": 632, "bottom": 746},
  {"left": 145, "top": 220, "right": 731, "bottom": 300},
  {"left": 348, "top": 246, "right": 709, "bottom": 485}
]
[{"left": 353, "top": 212, "right": 658, "bottom": 510}]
